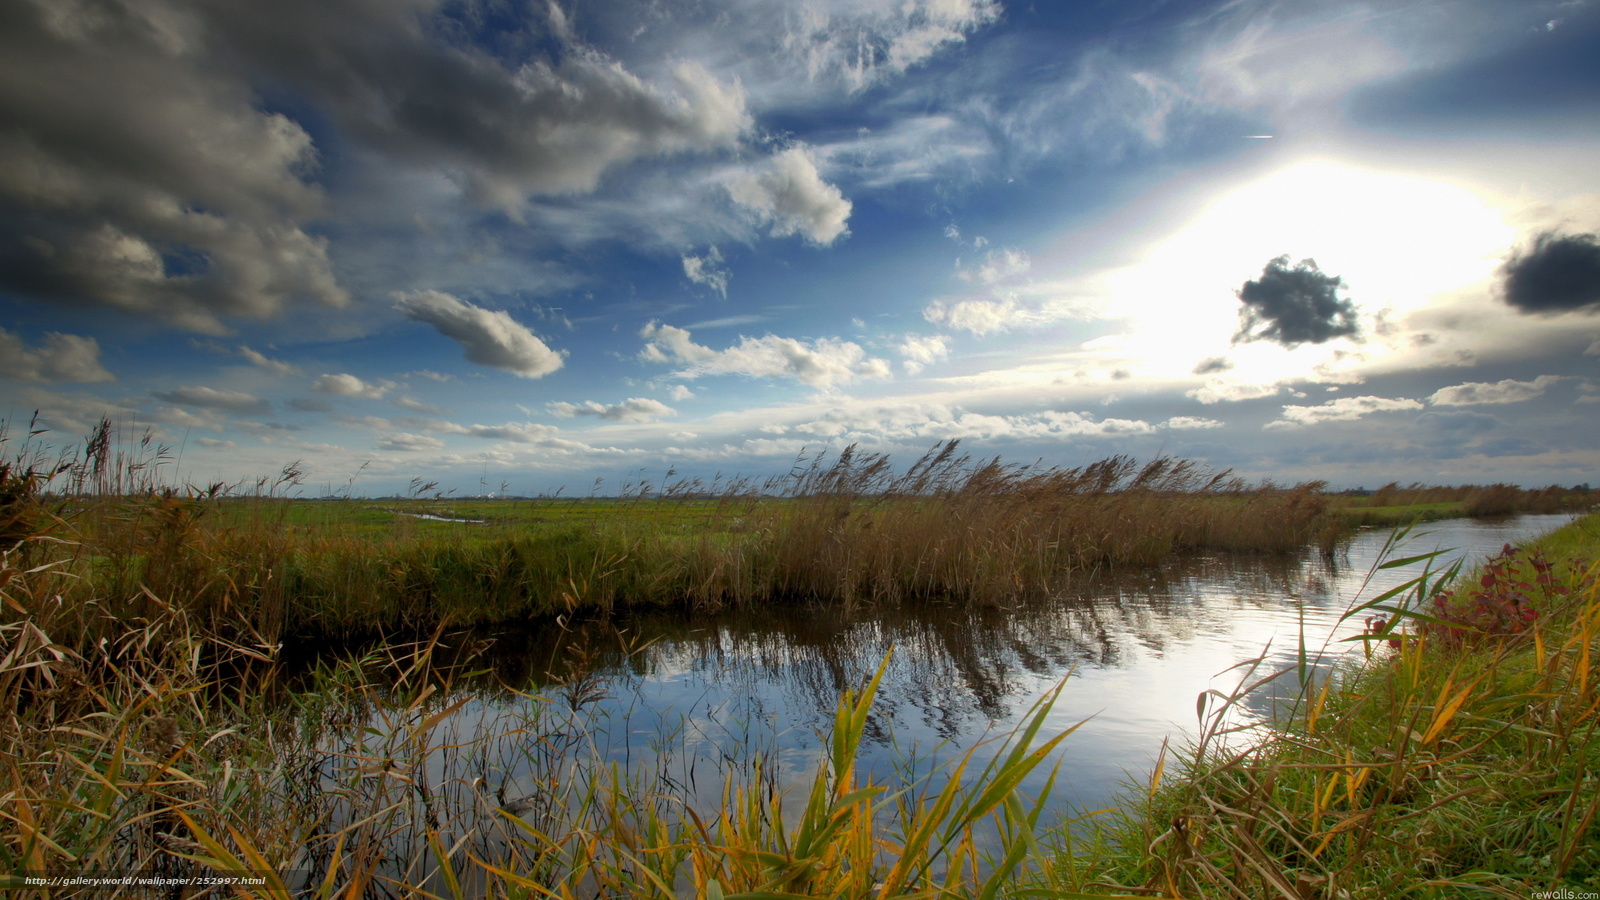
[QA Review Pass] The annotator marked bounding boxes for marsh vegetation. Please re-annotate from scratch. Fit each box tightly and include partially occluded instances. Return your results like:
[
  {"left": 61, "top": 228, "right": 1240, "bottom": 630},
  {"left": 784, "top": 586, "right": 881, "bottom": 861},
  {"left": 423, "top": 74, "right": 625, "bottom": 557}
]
[{"left": 2, "top": 420, "right": 1596, "bottom": 896}]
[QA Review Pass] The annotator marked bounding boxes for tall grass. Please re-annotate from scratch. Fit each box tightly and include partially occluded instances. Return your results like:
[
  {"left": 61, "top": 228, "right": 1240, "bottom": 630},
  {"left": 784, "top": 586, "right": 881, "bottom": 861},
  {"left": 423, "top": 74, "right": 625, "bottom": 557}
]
[{"left": 5, "top": 424, "right": 1335, "bottom": 645}]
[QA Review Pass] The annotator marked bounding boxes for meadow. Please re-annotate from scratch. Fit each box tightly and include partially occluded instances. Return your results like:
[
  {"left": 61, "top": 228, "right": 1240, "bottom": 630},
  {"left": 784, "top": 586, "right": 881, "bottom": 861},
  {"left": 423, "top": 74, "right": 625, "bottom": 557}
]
[{"left": 2, "top": 421, "right": 1597, "bottom": 896}]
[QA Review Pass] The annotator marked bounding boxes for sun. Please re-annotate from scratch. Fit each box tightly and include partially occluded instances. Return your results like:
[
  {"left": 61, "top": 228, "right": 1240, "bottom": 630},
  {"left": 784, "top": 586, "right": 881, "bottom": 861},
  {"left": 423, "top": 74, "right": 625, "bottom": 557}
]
[{"left": 1078, "top": 158, "right": 1517, "bottom": 382}]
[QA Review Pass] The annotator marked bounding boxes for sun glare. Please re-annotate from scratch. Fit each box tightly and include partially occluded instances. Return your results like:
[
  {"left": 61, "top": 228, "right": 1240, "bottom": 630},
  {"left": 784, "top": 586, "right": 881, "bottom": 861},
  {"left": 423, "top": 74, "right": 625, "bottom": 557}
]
[{"left": 1085, "top": 159, "right": 1516, "bottom": 381}]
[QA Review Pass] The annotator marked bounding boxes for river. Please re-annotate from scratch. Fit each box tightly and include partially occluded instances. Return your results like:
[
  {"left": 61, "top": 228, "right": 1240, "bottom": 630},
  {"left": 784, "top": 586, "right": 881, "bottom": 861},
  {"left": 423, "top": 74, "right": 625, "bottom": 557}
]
[{"left": 357, "top": 511, "right": 1578, "bottom": 837}]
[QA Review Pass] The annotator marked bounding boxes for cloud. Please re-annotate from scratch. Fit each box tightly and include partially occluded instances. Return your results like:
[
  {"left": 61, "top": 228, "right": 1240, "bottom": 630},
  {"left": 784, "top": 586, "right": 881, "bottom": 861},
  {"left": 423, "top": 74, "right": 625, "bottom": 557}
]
[
  {"left": 394, "top": 290, "right": 565, "bottom": 377},
  {"left": 196, "top": 438, "right": 237, "bottom": 449},
  {"left": 312, "top": 373, "right": 392, "bottom": 399},
  {"left": 896, "top": 334, "right": 951, "bottom": 374},
  {"left": 682, "top": 246, "right": 730, "bottom": 297},
  {"left": 1192, "top": 356, "right": 1232, "bottom": 375},
  {"left": 1268, "top": 395, "right": 1423, "bottom": 428},
  {"left": 1234, "top": 256, "right": 1360, "bottom": 347},
  {"left": 728, "top": 147, "right": 852, "bottom": 245},
  {"left": 1186, "top": 380, "right": 1284, "bottom": 404},
  {"left": 238, "top": 346, "right": 297, "bottom": 376},
  {"left": 376, "top": 432, "right": 445, "bottom": 452},
  {"left": 150, "top": 386, "right": 269, "bottom": 415},
  {"left": 640, "top": 321, "right": 889, "bottom": 388},
  {"left": 959, "top": 248, "right": 1030, "bottom": 285},
  {"left": 549, "top": 398, "right": 677, "bottom": 423},
  {"left": 1428, "top": 375, "right": 1563, "bottom": 406},
  {"left": 1163, "top": 416, "right": 1223, "bottom": 430},
  {"left": 1500, "top": 231, "right": 1600, "bottom": 315},
  {"left": 436, "top": 422, "right": 560, "bottom": 443},
  {"left": 0, "top": 328, "right": 114, "bottom": 383},
  {"left": 666, "top": 384, "right": 695, "bottom": 401},
  {"left": 769, "top": 405, "right": 1158, "bottom": 443},
  {"left": 0, "top": 1, "right": 347, "bottom": 334},
  {"left": 922, "top": 295, "right": 1024, "bottom": 335},
  {"left": 776, "top": 0, "right": 1000, "bottom": 91}
]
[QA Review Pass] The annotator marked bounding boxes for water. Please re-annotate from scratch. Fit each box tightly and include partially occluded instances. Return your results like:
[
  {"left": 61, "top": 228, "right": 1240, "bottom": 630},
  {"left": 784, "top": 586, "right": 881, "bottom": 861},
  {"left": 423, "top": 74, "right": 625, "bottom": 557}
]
[
  {"left": 408, "top": 513, "right": 1577, "bottom": 821},
  {"left": 297, "top": 511, "right": 1579, "bottom": 890}
]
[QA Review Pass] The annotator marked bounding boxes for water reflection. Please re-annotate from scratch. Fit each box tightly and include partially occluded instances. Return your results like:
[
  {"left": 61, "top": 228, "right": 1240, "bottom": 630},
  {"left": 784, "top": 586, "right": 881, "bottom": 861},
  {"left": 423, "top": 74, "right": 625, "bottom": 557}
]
[{"left": 417, "top": 514, "right": 1574, "bottom": 814}]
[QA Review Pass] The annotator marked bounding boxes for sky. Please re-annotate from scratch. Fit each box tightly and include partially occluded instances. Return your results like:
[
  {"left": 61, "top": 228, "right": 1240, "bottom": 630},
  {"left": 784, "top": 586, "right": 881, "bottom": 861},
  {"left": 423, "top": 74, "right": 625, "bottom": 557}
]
[{"left": 2, "top": 0, "right": 1598, "bottom": 497}]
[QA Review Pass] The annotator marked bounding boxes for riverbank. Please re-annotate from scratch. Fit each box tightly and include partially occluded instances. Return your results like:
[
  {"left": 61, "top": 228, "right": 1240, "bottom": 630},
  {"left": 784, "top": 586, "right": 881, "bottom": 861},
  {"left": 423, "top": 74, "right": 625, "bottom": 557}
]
[
  {"left": 8, "top": 445, "right": 1345, "bottom": 646},
  {"left": 1074, "top": 510, "right": 1600, "bottom": 897}
]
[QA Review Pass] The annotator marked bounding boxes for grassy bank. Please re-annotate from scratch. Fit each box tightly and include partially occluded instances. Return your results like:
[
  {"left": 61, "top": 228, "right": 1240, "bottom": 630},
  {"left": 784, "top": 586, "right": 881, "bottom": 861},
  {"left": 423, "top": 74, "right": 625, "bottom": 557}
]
[
  {"left": 1330, "top": 481, "right": 1593, "bottom": 529},
  {"left": 5, "top": 432, "right": 1339, "bottom": 646},
  {"left": 1079, "top": 511, "right": 1600, "bottom": 897}
]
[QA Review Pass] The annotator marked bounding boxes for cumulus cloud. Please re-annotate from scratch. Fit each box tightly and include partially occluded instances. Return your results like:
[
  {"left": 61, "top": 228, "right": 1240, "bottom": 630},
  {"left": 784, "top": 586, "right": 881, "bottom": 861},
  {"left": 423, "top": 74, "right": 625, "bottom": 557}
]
[
  {"left": 1268, "top": 395, "right": 1423, "bottom": 428},
  {"left": 959, "top": 248, "right": 1030, "bottom": 285},
  {"left": 395, "top": 290, "right": 565, "bottom": 378},
  {"left": 1428, "top": 375, "right": 1563, "bottom": 406},
  {"left": 1234, "top": 256, "right": 1360, "bottom": 347},
  {"left": 1187, "top": 381, "right": 1283, "bottom": 405},
  {"left": 728, "top": 147, "right": 852, "bottom": 245},
  {"left": 0, "top": 328, "right": 114, "bottom": 383},
  {"left": 922, "top": 295, "right": 1025, "bottom": 335},
  {"left": 312, "top": 373, "right": 392, "bottom": 399},
  {"left": 1500, "top": 231, "right": 1600, "bottom": 315},
  {"left": 639, "top": 321, "right": 889, "bottom": 388},
  {"left": 1192, "top": 356, "right": 1232, "bottom": 375},
  {"left": 549, "top": 398, "right": 677, "bottom": 423},
  {"left": 896, "top": 333, "right": 951, "bottom": 374},
  {"left": 666, "top": 384, "right": 696, "bottom": 401},
  {"left": 150, "top": 386, "right": 269, "bottom": 415},
  {"left": 682, "top": 246, "right": 730, "bottom": 297},
  {"left": 1163, "top": 416, "right": 1223, "bottom": 430}
]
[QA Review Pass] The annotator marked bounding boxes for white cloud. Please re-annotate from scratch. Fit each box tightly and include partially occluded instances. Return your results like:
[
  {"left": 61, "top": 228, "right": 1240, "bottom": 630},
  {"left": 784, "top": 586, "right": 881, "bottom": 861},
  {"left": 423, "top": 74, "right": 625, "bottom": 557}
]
[
  {"left": 436, "top": 422, "right": 560, "bottom": 443},
  {"left": 394, "top": 290, "right": 565, "bottom": 378},
  {"left": 666, "top": 384, "right": 696, "bottom": 401},
  {"left": 769, "top": 404, "right": 1157, "bottom": 443},
  {"left": 1429, "top": 375, "right": 1563, "bottom": 406},
  {"left": 1187, "top": 381, "right": 1285, "bottom": 405},
  {"left": 896, "top": 333, "right": 951, "bottom": 374},
  {"left": 196, "top": 438, "right": 237, "bottom": 449},
  {"left": 728, "top": 147, "right": 852, "bottom": 245},
  {"left": 641, "top": 321, "right": 890, "bottom": 388},
  {"left": 549, "top": 398, "right": 678, "bottom": 423},
  {"left": 312, "top": 373, "right": 392, "bottom": 399},
  {"left": 376, "top": 432, "right": 445, "bottom": 452},
  {"left": 922, "top": 295, "right": 1025, "bottom": 335},
  {"left": 1268, "top": 395, "right": 1424, "bottom": 428},
  {"left": 150, "top": 386, "right": 269, "bottom": 414},
  {"left": 1163, "top": 416, "right": 1223, "bottom": 430},
  {"left": 0, "top": 328, "right": 114, "bottom": 383},
  {"left": 682, "top": 246, "right": 730, "bottom": 297},
  {"left": 239, "top": 346, "right": 297, "bottom": 376},
  {"left": 779, "top": 0, "right": 1000, "bottom": 91},
  {"left": 960, "top": 247, "right": 1031, "bottom": 285}
]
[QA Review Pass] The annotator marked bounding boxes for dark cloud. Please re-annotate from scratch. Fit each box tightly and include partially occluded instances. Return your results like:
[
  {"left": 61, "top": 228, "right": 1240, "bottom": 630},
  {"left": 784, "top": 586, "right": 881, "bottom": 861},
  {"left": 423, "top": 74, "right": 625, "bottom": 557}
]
[
  {"left": 1192, "top": 356, "right": 1231, "bottom": 375},
  {"left": 1500, "top": 231, "right": 1600, "bottom": 315},
  {"left": 1233, "top": 256, "right": 1360, "bottom": 348},
  {"left": 0, "top": 0, "right": 345, "bottom": 333},
  {"left": 0, "top": 0, "right": 750, "bottom": 331}
]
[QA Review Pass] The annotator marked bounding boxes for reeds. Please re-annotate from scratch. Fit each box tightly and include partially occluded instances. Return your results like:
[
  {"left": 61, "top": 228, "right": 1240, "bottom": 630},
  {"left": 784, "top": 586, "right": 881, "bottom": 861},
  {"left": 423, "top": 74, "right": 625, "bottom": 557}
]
[{"left": 3, "top": 426, "right": 1338, "bottom": 646}]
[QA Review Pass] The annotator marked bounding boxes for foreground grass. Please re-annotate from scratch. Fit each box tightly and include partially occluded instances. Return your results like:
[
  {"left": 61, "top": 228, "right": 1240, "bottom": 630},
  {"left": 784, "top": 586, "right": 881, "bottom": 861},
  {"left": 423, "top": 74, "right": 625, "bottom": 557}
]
[{"left": 1079, "top": 512, "right": 1600, "bottom": 898}]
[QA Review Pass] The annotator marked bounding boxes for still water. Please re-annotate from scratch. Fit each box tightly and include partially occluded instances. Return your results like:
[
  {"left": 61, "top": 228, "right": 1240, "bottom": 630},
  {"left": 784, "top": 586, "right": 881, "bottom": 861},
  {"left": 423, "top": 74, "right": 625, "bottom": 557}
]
[{"left": 431, "top": 512, "right": 1577, "bottom": 821}]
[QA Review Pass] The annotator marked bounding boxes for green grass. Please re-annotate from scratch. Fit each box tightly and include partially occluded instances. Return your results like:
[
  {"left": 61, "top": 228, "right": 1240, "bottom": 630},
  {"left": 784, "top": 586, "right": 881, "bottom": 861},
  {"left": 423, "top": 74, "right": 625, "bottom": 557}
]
[{"left": 1076, "top": 512, "right": 1600, "bottom": 898}]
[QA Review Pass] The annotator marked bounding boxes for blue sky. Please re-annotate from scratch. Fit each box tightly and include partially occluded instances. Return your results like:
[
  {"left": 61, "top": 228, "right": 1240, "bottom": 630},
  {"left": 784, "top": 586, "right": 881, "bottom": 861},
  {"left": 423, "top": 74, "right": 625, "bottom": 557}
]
[{"left": 2, "top": 0, "right": 1598, "bottom": 496}]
